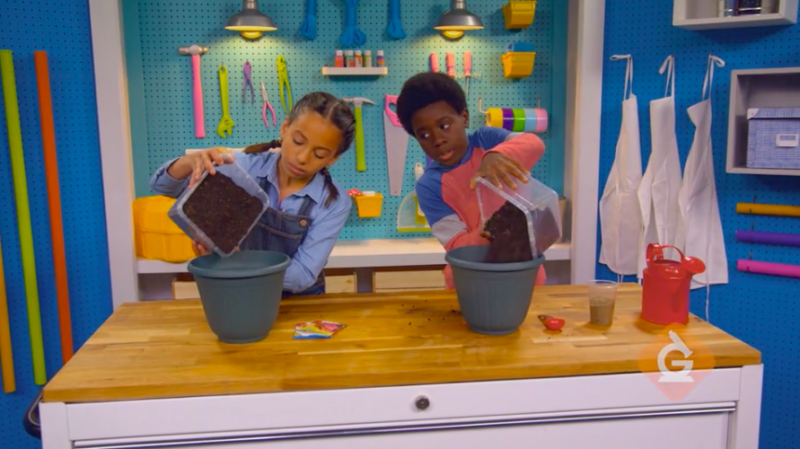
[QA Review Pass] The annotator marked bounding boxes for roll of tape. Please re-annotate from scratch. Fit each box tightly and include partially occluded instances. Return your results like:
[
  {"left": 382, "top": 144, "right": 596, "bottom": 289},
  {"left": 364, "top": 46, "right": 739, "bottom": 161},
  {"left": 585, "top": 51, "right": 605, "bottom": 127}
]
[
  {"left": 502, "top": 108, "right": 515, "bottom": 131},
  {"left": 512, "top": 109, "right": 526, "bottom": 132},
  {"left": 486, "top": 108, "right": 504, "bottom": 128},
  {"left": 534, "top": 108, "right": 548, "bottom": 132}
]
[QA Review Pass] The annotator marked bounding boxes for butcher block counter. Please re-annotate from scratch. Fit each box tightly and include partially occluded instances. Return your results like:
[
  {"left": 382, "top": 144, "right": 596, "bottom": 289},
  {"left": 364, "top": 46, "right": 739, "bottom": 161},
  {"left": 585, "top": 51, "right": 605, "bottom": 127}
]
[{"left": 39, "top": 284, "right": 764, "bottom": 449}]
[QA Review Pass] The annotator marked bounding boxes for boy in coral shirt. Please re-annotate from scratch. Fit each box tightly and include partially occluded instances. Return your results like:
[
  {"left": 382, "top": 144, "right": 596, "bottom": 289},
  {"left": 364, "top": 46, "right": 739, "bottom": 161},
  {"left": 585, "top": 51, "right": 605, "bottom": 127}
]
[{"left": 396, "top": 72, "right": 547, "bottom": 289}]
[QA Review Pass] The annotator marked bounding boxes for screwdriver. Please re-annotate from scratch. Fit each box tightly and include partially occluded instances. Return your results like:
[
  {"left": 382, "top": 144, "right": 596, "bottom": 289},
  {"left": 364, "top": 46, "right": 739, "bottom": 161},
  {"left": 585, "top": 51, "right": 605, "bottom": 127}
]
[{"left": 464, "top": 51, "right": 472, "bottom": 98}]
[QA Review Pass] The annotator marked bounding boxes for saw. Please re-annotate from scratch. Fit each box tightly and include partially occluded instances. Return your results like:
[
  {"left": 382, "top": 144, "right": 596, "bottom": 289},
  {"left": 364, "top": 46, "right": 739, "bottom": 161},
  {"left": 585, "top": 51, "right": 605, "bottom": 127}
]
[{"left": 383, "top": 94, "right": 409, "bottom": 196}]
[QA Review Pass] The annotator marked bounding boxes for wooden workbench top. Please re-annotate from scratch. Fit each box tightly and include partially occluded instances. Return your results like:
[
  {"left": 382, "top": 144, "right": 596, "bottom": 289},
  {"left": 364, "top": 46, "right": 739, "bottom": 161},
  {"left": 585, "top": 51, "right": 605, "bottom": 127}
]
[{"left": 43, "top": 284, "right": 760, "bottom": 403}]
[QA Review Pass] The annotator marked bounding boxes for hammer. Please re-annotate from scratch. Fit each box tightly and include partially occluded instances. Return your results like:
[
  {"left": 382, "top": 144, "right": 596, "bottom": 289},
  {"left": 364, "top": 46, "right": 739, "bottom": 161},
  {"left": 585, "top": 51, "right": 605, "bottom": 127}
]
[
  {"left": 178, "top": 44, "right": 209, "bottom": 139},
  {"left": 343, "top": 97, "right": 375, "bottom": 172}
]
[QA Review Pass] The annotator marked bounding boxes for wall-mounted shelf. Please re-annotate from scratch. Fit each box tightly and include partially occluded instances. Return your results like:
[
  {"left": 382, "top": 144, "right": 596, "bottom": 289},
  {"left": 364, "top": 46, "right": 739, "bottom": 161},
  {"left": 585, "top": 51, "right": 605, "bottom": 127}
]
[
  {"left": 321, "top": 67, "right": 388, "bottom": 76},
  {"left": 727, "top": 67, "right": 800, "bottom": 176},
  {"left": 673, "top": 0, "right": 798, "bottom": 30}
]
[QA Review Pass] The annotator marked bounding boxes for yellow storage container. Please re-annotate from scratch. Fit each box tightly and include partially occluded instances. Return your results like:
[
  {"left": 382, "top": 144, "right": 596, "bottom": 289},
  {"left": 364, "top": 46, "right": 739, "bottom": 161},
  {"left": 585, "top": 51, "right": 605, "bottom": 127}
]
[
  {"left": 133, "top": 195, "right": 195, "bottom": 262},
  {"left": 503, "top": 1, "right": 536, "bottom": 29},
  {"left": 354, "top": 192, "right": 383, "bottom": 218},
  {"left": 502, "top": 51, "right": 536, "bottom": 78}
]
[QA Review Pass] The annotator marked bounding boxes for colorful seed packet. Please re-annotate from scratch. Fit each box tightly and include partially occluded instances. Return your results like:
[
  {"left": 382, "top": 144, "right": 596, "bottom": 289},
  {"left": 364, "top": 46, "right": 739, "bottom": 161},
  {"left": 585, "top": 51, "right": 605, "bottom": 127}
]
[{"left": 293, "top": 320, "right": 347, "bottom": 339}]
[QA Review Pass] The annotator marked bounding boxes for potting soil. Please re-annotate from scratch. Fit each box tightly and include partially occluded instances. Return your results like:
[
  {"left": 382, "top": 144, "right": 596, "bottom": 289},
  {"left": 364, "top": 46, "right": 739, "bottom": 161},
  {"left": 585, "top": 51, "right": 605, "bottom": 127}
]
[
  {"left": 182, "top": 172, "right": 264, "bottom": 253},
  {"left": 483, "top": 200, "right": 561, "bottom": 263}
]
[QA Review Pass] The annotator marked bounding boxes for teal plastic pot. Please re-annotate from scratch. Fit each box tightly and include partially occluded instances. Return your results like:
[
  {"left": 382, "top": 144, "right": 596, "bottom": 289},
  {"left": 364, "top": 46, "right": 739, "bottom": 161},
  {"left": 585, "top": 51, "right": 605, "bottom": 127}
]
[
  {"left": 445, "top": 245, "right": 545, "bottom": 335},
  {"left": 187, "top": 250, "right": 291, "bottom": 344}
]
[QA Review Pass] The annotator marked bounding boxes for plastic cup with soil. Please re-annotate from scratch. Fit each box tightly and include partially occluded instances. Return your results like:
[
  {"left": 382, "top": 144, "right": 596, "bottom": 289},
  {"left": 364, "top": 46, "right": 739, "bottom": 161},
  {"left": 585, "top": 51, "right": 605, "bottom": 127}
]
[
  {"left": 587, "top": 280, "right": 618, "bottom": 326},
  {"left": 188, "top": 250, "right": 291, "bottom": 344},
  {"left": 168, "top": 158, "right": 269, "bottom": 257},
  {"left": 444, "top": 174, "right": 561, "bottom": 335}
]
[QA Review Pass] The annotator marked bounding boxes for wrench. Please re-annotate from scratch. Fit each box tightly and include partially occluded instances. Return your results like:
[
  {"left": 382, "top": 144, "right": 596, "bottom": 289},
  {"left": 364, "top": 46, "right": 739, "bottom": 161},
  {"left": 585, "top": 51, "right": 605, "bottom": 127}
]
[{"left": 216, "top": 63, "right": 235, "bottom": 138}]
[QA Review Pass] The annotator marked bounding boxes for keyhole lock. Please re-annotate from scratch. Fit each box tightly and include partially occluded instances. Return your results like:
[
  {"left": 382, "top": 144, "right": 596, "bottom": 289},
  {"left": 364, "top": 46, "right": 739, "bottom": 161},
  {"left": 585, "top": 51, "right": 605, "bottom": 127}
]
[{"left": 415, "top": 395, "right": 430, "bottom": 411}]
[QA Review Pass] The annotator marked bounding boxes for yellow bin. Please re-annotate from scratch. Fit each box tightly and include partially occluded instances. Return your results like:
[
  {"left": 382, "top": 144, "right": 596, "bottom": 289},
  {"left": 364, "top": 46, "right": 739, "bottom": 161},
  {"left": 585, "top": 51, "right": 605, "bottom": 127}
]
[
  {"left": 133, "top": 195, "right": 195, "bottom": 262},
  {"left": 503, "top": 1, "right": 536, "bottom": 30},
  {"left": 355, "top": 193, "right": 383, "bottom": 218},
  {"left": 502, "top": 52, "right": 536, "bottom": 78}
]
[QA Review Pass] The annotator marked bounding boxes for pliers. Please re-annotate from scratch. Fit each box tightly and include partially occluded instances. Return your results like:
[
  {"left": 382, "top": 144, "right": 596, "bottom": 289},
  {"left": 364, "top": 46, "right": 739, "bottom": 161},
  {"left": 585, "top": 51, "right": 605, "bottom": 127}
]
[
  {"left": 276, "top": 55, "right": 293, "bottom": 114},
  {"left": 261, "top": 81, "right": 276, "bottom": 128},
  {"left": 242, "top": 61, "right": 255, "bottom": 104}
]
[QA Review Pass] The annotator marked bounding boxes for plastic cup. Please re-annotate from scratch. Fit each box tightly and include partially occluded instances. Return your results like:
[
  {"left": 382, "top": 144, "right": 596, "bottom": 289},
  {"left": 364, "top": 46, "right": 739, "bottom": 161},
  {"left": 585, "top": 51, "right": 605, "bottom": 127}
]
[{"left": 587, "top": 280, "right": 618, "bottom": 326}]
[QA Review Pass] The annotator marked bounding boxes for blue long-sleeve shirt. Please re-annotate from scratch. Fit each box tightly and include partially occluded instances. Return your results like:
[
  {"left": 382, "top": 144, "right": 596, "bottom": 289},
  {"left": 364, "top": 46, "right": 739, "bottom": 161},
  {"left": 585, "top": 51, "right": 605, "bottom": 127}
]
[{"left": 149, "top": 151, "right": 352, "bottom": 293}]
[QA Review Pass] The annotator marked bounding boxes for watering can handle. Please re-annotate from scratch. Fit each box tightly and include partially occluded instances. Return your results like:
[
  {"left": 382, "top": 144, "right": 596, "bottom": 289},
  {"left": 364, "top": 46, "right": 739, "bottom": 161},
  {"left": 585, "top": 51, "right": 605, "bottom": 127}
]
[{"left": 646, "top": 243, "right": 686, "bottom": 263}]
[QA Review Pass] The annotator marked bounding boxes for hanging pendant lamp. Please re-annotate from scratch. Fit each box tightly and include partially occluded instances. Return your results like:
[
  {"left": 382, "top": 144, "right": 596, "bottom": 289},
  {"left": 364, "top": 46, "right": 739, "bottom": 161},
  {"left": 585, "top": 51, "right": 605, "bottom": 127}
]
[
  {"left": 225, "top": 0, "right": 277, "bottom": 40},
  {"left": 434, "top": 0, "right": 483, "bottom": 39}
]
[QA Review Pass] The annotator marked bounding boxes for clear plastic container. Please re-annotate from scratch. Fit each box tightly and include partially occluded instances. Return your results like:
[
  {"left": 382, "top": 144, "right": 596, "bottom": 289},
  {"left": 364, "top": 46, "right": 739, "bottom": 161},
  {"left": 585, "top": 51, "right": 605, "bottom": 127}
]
[
  {"left": 476, "top": 173, "right": 561, "bottom": 259},
  {"left": 168, "top": 159, "right": 270, "bottom": 257}
]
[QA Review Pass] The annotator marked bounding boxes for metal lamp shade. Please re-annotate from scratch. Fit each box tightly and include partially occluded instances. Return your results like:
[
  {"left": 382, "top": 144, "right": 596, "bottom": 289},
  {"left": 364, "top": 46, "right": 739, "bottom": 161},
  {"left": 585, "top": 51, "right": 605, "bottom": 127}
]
[
  {"left": 434, "top": 0, "right": 483, "bottom": 37},
  {"left": 225, "top": 0, "right": 277, "bottom": 38}
]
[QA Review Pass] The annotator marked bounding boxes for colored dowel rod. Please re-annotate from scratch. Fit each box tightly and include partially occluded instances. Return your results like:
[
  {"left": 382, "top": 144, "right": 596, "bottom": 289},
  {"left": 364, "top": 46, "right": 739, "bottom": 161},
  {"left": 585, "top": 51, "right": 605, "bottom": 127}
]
[
  {"left": 0, "top": 49, "right": 47, "bottom": 385},
  {"left": 0, "top": 235, "right": 15, "bottom": 393},
  {"left": 736, "top": 202, "right": 800, "bottom": 217},
  {"left": 737, "top": 259, "right": 800, "bottom": 279},
  {"left": 35, "top": 51, "right": 74, "bottom": 364},
  {"left": 735, "top": 230, "right": 800, "bottom": 247}
]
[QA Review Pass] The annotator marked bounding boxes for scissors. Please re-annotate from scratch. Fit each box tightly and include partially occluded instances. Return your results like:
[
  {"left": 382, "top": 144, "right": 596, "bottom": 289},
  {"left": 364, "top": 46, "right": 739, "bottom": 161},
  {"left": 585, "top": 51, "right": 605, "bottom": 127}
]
[
  {"left": 261, "top": 81, "right": 276, "bottom": 128},
  {"left": 242, "top": 61, "right": 255, "bottom": 104},
  {"left": 276, "top": 55, "right": 293, "bottom": 114}
]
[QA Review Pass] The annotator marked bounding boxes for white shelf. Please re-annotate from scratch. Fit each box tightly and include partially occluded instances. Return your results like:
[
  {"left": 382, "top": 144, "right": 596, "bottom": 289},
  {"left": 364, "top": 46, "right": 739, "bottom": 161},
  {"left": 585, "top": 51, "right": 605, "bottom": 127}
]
[
  {"left": 726, "top": 66, "right": 800, "bottom": 176},
  {"left": 321, "top": 67, "right": 388, "bottom": 76},
  {"left": 673, "top": 0, "right": 798, "bottom": 30},
  {"left": 137, "top": 238, "right": 573, "bottom": 274}
]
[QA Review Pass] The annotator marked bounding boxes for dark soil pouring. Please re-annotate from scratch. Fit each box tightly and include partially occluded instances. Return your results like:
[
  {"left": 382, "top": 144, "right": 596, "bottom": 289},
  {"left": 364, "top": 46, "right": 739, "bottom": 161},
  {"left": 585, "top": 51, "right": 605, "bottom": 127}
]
[
  {"left": 483, "top": 201, "right": 560, "bottom": 263},
  {"left": 182, "top": 172, "right": 264, "bottom": 254}
]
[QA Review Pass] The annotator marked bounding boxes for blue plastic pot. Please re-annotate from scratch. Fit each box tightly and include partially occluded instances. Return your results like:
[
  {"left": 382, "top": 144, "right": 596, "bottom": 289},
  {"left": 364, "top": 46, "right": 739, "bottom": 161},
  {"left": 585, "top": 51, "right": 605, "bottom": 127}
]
[
  {"left": 445, "top": 245, "right": 545, "bottom": 335},
  {"left": 187, "top": 250, "right": 291, "bottom": 344}
]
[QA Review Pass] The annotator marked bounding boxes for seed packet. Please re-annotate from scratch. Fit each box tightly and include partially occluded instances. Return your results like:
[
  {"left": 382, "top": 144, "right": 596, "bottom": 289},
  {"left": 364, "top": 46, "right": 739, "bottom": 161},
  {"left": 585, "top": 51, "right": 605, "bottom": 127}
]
[{"left": 293, "top": 320, "right": 347, "bottom": 339}]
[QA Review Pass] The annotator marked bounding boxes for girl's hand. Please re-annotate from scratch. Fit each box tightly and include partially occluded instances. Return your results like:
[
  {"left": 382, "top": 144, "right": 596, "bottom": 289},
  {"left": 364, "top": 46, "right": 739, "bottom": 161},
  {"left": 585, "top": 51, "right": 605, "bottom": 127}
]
[
  {"left": 192, "top": 240, "right": 211, "bottom": 256},
  {"left": 188, "top": 147, "right": 235, "bottom": 187},
  {"left": 469, "top": 153, "right": 529, "bottom": 190}
]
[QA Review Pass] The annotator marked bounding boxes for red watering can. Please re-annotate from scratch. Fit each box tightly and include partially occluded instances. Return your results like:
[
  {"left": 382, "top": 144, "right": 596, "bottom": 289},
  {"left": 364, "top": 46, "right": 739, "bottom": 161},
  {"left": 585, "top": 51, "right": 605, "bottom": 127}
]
[{"left": 641, "top": 244, "right": 706, "bottom": 325}]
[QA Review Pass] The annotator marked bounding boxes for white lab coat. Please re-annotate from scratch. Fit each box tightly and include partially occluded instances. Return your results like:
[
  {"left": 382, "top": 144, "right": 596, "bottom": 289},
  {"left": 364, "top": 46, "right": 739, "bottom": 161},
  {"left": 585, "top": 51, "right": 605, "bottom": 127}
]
[
  {"left": 675, "top": 54, "right": 728, "bottom": 291},
  {"left": 637, "top": 55, "right": 683, "bottom": 279},
  {"left": 599, "top": 55, "right": 643, "bottom": 277}
]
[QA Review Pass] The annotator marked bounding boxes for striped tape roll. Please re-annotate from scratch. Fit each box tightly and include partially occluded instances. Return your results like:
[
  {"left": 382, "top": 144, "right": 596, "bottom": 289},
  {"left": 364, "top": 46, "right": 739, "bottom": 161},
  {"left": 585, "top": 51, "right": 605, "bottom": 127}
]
[{"left": 485, "top": 107, "right": 548, "bottom": 133}]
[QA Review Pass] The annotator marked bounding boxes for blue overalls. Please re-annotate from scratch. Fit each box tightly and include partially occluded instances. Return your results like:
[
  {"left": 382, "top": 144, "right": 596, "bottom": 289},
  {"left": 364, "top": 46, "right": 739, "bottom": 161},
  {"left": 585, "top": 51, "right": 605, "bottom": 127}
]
[{"left": 239, "top": 182, "right": 326, "bottom": 297}]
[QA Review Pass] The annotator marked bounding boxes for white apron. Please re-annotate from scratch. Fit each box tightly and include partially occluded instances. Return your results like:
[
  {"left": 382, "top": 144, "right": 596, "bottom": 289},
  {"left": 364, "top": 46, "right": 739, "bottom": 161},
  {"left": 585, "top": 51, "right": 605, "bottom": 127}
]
[
  {"left": 637, "top": 55, "right": 683, "bottom": 279},
  {"left": 675, "top": 54, "right": 728, "bottom": 319},
  {"left": 599, "top": 54, "right": 643, "bottom": 279}
]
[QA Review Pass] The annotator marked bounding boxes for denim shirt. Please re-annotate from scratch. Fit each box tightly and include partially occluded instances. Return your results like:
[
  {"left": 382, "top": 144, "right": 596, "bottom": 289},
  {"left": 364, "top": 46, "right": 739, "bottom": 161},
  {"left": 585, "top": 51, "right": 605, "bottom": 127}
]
[{"left": 149, "top": 151, "right": 352, "bottom": 293}]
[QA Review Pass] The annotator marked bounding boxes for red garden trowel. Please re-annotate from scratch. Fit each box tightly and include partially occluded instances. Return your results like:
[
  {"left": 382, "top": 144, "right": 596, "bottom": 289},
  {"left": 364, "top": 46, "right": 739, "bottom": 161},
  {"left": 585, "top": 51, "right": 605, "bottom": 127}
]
[{"left": 383, "top": 95, "right": 408, "bottom": 196}]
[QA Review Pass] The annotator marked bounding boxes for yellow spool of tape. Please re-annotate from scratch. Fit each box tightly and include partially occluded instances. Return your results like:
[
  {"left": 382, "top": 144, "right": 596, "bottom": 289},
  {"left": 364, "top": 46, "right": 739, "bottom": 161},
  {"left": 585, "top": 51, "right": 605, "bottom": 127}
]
[{"left": 486, "top": 108, "right": 504, "bottom": 128}]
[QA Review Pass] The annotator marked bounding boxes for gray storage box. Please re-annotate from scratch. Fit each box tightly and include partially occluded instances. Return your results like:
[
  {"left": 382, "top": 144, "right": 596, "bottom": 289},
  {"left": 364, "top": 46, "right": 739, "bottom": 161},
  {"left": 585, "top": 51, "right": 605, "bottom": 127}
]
[{"left": 747, "top": 107, "right": 800, "bottom": 169}]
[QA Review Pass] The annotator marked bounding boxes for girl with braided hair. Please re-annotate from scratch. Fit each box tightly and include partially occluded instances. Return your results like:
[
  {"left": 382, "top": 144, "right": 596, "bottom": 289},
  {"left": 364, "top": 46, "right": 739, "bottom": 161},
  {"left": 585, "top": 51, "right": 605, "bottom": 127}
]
[{"left": 150, "top": 91, "right": 355, "bottom": 296}]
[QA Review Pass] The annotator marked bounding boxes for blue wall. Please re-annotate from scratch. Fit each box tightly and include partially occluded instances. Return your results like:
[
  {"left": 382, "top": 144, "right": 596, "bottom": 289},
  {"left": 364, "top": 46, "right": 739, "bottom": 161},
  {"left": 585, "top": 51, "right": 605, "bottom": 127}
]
[
  {"left": 597, "top": 1, "right": 800, "bottom": 448},
  {"left": 0, "top": 0, "right": 114, "bottom": 448}
]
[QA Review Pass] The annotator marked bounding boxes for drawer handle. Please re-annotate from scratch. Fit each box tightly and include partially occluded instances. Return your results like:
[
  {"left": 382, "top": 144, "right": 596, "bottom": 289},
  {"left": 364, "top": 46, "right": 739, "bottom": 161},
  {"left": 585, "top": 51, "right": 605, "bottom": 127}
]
[{"left": 415, "top": 395, "right": 430, "bottom": 411}]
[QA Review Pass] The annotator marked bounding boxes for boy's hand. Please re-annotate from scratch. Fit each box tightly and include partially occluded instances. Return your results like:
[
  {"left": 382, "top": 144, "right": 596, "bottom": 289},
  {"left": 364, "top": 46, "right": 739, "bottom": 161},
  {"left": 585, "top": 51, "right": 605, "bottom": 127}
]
[
  {"left": 192, "top": 240, "right": 211, "bottom": 256},
  {"left": 182, "top": 147, "right": 235, "bottom": 187},
  {"left": 469, "top": 153, "right": 529, "bottom": 190}
]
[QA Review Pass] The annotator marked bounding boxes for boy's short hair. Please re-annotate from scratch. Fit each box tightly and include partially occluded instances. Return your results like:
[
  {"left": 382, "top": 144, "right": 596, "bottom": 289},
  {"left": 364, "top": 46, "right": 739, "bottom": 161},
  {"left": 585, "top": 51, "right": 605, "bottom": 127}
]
[{"left": 396, "top": 72, "right": 467, "bottom": 136}]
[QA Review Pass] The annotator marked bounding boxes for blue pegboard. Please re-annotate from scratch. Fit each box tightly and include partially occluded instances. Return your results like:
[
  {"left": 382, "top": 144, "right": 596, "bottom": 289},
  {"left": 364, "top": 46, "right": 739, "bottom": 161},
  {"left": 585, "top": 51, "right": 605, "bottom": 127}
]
[
  {"left": 0, "top": 0, "right": 113, "bottom": 448},
  {"left": 597, "top": 1, "right": 800, "bottom": 448},
  {"left": 124, "top": 0, "right": 567, "bottom": 240}
]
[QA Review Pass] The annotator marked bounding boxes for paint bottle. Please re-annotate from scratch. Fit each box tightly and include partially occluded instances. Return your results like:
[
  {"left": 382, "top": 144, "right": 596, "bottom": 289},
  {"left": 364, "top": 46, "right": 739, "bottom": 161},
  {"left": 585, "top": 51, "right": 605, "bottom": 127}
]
[
  {"left": 377, "top": 50, "right": 385, "bottom": 67},
  {"left": 345, "top": 50, "right": 354, "bottom": 67},
  {"left": 335, "top": 50, "right": 344, "bottom": 68},
  {"left": 364, "top": 50, "right": 372, "bottom": 67},
  {"left": 355, "top": 50, "right": 363, "bottom": 67}
]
